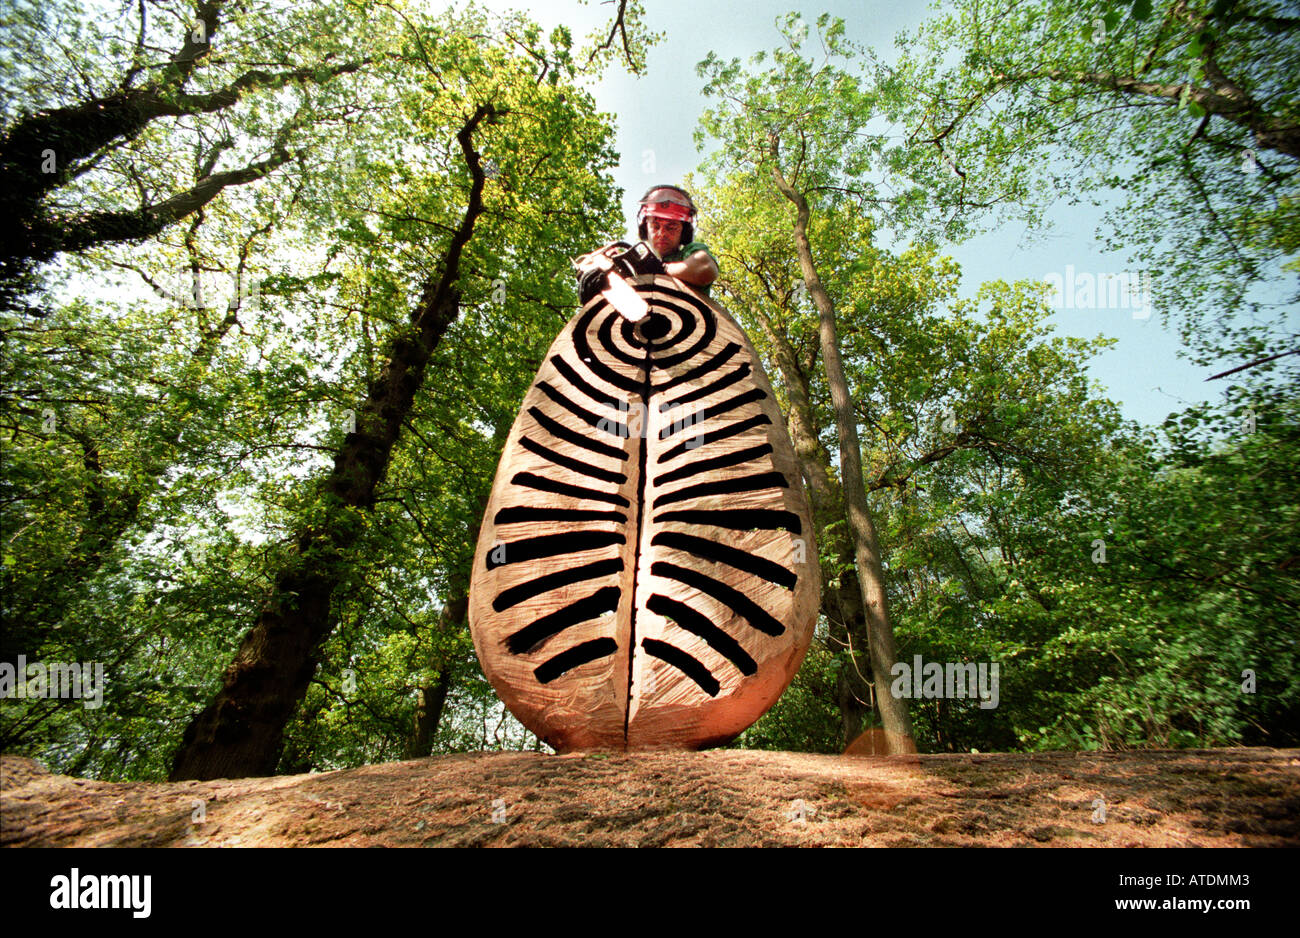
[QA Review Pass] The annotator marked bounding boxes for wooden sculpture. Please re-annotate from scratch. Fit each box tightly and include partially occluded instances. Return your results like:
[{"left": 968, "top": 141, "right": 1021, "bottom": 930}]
[{"left": 468, "top": 273, "right": 819, "bottom": 751}]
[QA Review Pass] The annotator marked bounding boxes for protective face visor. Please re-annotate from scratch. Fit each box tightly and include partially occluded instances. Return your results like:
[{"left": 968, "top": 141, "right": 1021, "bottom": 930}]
[{"left": 637, "top": 187, "right": 696, "bottom": 227}]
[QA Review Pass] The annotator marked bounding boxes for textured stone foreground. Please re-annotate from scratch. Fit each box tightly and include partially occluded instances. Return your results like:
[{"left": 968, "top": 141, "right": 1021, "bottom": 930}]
[{"left": 2, "top": 747, "right": 1297, "bottom": 847}]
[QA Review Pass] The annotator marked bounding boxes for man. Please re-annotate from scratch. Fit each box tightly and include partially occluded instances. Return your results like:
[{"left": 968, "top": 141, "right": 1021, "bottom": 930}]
[
  {"left": 577, "top": 184, "right": 718, "bottom": 304},
  {"left": 637, "top": 184, "right": 718, "bottom": 293}
]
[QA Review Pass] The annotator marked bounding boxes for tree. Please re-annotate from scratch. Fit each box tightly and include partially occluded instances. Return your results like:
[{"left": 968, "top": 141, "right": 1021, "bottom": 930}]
[
  {"left": 0, "top": 0, "right": 660, "bottom": 310},
  {"left": 694, "top": 14, "right": 1195, "bottom": 755},
  {"left": 878, "top": 0, "right": 1299, "bottom": 367},
  {"left": 0, "top": 0, "right": 387, "bottom": 311},
  {"left": 698, "top": 169, "right": 1133, "bottom": 754},
  {"left": 167, "top": 9, "right": 629, "bottom": 779},
  {"left": 2, "top": 2, "right": 638, "bottom": 779},
  {"left": 697, "top": 16, "right": 928, "bottom": 752}
]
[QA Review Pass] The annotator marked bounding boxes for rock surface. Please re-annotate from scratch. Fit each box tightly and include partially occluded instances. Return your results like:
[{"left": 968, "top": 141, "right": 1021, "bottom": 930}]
[{"left": 3, "top": 747, "right": 1297, "bottom": 847}]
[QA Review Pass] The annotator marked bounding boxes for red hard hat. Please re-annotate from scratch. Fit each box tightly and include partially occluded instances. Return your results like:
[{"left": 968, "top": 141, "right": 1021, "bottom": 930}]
[{"left": 637, "top": 185, "right": 696, "bottom": 226}]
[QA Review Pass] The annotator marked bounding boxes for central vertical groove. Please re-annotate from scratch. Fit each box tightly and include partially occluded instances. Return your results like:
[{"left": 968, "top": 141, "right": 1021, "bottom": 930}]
[{"left": 622, "top": 331, "right": 655, "bottom": 748}]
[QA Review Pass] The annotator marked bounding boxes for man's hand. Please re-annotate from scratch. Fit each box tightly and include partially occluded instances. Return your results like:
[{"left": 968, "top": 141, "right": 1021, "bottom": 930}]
[
  {"left": 575, "top": 241, "right": 670, "bottom": 305},
  {"left": 578, "top": 267, "right": 609, "bottom": 304},
  {"left": 665, "top": 249, "right": 718, "bottom": 288},
  {"left": 574, "top": 242, "right": 631, "bottom": 304},
  {"left": 611, "top": 241, "right": 665, "bottom": 278}
]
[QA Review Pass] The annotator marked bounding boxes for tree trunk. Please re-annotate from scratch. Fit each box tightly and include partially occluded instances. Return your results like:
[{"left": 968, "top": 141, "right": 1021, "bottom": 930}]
[
  {"left": 407, "top": 669, "right": 454, "bottom": 760},
  {"left": 0, "top": 1, "right": 223, "bottom": 297},
  {"left": 168, "top": 104, "right": 496, "bottom": 781},
  {"left": 768, "top": 153, "right": 917, "bottom": 754},
  {"left": 405, "top": 591, "right": 468, "bottom": 759},
  {"left": 751, "top": 308, "right": 874, "bottom": 749}
]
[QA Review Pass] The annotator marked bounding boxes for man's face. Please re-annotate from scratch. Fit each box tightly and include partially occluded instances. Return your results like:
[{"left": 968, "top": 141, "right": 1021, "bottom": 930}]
[{"left": 647, "top": 216, "right": 683, "bottom": 257}]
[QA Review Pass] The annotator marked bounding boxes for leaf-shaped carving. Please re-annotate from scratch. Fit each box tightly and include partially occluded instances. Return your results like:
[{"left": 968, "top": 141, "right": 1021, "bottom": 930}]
[{"left": 469, "top": 275, "right": 820, "bottom": 751}]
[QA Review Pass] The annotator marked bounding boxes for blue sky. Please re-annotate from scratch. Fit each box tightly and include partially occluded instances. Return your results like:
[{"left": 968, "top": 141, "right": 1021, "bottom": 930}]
[{"left": 442, "top": 0, "right": 1294, "bottom": 427}]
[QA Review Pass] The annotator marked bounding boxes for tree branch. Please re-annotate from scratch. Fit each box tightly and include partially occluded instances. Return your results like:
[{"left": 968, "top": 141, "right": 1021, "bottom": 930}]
[
  {"left": 990, "top": 67, "right": 1298, "bottom": 159},
  {"left": 585, "top": 0, "right": 642, "bottom": 74},
  {"left": 51, "top": 136, "right": 297, "bottom": 256}
]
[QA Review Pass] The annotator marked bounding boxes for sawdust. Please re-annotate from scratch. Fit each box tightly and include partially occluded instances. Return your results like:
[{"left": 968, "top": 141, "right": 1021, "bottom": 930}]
[{"left": 2, "top": 748, "right": 1297, "bottom": 847}]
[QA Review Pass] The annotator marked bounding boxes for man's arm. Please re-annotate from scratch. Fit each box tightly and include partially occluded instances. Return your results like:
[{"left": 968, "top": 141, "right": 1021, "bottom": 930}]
[{"left": 665, "top": 249, "right": 718, "bottom": 287}]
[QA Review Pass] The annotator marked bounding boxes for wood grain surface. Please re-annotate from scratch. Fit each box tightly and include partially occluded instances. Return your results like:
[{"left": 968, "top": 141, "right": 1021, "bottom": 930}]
[{"left": 469, "top": 274, "right": 819, "bottom": 751}]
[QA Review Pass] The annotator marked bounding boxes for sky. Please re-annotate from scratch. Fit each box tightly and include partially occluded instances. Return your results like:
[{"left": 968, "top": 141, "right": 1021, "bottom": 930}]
[{"left": 436, "top": 0, "right": 1294, "bottom": 427}]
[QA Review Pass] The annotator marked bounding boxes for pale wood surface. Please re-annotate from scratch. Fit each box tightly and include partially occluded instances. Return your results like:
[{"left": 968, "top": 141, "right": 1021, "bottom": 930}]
[{"left": 469, "top": 275, "right": 819, "bottom": 750}]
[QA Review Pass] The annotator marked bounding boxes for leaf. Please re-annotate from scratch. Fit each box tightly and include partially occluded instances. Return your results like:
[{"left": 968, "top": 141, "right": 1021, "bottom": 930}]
[
  {"left": 1131, "top": 0, "right": 1152, "bottom": 21},
  {"left": 469, "top": 274, "right": 820, "bottom": 751}
]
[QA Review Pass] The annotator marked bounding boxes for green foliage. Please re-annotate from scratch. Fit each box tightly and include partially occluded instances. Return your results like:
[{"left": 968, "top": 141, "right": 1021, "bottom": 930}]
[
  {"left": 879, "top": 0, "right": 1299, "bottom": 364},
  {"left": 736, "top": 622, "right": 843, "bottom": 753},
  {"left": 1, "top": 1, "right": 627, "bottom": 777},
  {"left": 3, "top": 1, "right": 1295, "bottom": 776},
  {"left": 693, "top": 10, "right": 1298, "bottom": 756}
]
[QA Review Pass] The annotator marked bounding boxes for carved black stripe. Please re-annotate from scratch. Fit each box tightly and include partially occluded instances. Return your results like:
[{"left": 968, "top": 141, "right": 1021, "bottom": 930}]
[
  {"left": 621, "top": 304, "right": 695, "bottom": 351},
  {"left": 598, "top": 304, "right": 647, "bottom": 367},
  {"left": 650, "top": 531, "right": 797, "bottom": 589},
  {"left": 665, "top": 389, "right": 764, "bottom": 441},
  {"left": 492, "top": 557, "right": 624, "bottom": 612},
  {"left": 660, "top": 388, "right": 766, "bottom": 439},
  {"left": 539, "top": 381, "right": 628, "bottom": 436},
  {"left": 653, "top": 443, "right": 773, "bottom": 486},
  {"left": 653, "top": 507, "right": 802, "bottom": 534},
  {"left": 654, "top": 471, "right": 789, "bottom": 508},
  {"left": 535, "top": 637, "right": 619, "bottom": 684},
  {"left": 646, "top": 281, "right": 719, "bottom": 307},
  {"left": 661, "top": 363, "right": 751, "bottom": 410},
  {"left": 647, "top": 593, "right": 758, "bottom": 676},
  {"left": 650, "top": 561, "right": 786, "bottom": 637},
  {"left": 649, "top": 295, "right": 717, "bottom": 369},
  {"left": 511, "top": 471, "right": 630, "bottom": 507},
  {"left": 657, "top": 415, "right": 771, "bottom": 463},
  {"left": 573, "top": 306, "right": 643, "bottom": 393},
  {"left": 520, "top": 437, "right": 627, "bottom": 485},
  {"left": 495, "top": 506, "right": 626, "bottom": 525},
  {"left": 507, "top": 587, "right": 621, "bottom": 654},
  {"left": 655, "top": 342, "right": 739, "bottom": 392},
  {"left": 641, "top": 638, "right": 720, "bottom": 697},
  {"left": 529, "top": 406, "right": 627, "bottom": 461},
  {"left": 488, "top": 532, "right": 626, "bottom": 570},
  {"left": 550, "top": 355, "right": 623, "bottom": 411}
]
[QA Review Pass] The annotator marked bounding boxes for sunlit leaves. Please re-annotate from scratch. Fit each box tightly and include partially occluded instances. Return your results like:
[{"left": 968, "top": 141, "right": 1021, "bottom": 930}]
[
  {"left": 1, "top": 1, "right": 630, "bottom": 777},
  {"left": 884, "top": 0, "right": 1299, "bottom": 365}
]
